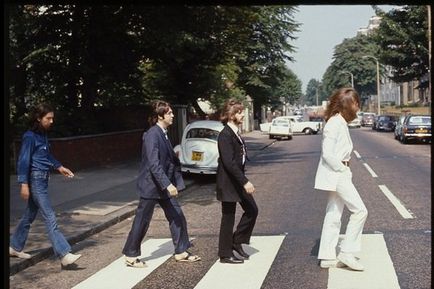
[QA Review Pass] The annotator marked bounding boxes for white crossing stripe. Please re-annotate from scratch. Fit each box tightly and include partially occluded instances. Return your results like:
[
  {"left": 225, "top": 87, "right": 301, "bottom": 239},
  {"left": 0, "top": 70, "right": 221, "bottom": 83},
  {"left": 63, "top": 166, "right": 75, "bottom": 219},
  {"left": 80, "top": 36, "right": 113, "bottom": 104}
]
[
  {"left": 363, "top": 163, "right": 378, "bottom": 177},
  {"left": 378, "top": 185, "right": 414, "bottom": 219},
  {"left": 328, "top": 234, "right": 400, "bottom": 289},
  {"left": 353, "top": 150, "right": 361, "bottom": 159},
  {"left": 72, "top": 238, "right": 173, "bottom": 289},
  {"left": 193, "top": 235, "right": 285, "bottom": 289}
]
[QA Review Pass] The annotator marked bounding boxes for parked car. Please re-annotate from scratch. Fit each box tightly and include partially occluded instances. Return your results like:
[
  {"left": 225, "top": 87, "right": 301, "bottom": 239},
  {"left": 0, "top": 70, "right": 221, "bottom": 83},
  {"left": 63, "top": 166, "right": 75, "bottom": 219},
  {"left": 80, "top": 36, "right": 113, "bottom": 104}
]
[
  {"left": 394, "top": 115, "right": 407, "bottom": 140},
  {"left": 173, "top": 120, "right": 224, "bottom": 174},
  {"left": 361, "top": 112, "right": 376, "bottom": 127},
  {"left": 268, "top": 117, "right": 293, "bottom": 139},
  {"left": 348, "top": 116, "right": 361, "bottom": 128},
  {"left": 277, "top": 115, "right": 322, "bottom": 134},
  {"left": 372, "top": 115, "right": 397, "bottom": 131},
  {"left": 399, "top": 115, "right": 431, "bottom": 144}
]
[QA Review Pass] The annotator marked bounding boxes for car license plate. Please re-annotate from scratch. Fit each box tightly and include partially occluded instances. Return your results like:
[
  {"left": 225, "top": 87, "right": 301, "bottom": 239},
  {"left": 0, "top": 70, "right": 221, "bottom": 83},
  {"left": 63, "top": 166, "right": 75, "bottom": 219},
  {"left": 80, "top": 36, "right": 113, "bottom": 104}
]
[
  {"left": 191, "top": 151, "right": 203, "bottom": 161},
  {"left": 416, "top": 129, "right": 427, "bottom": 133}
]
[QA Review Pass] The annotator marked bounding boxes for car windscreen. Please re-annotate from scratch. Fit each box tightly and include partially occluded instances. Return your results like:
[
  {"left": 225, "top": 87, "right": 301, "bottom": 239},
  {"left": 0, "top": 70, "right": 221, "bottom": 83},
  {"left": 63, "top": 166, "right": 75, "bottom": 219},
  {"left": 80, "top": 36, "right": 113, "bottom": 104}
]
[
  {"left": 186, "top": 128, "right": 220, "bottom": 140},
  {"left": 408, "top": 116, "right": 431, "bottom": 126},
  {"left": 273, "top": 119, "right": 290, "bottom": 127},
  {"left": 379, "top": 116, "right": 395, "bottom": 121}
]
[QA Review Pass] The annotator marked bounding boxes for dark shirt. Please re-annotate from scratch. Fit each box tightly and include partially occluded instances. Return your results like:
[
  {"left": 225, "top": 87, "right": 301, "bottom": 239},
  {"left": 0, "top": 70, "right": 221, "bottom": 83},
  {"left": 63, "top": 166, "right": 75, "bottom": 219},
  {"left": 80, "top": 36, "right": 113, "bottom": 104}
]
[{"left": 17, "top": 130, "right": 62, "bottom": 184}]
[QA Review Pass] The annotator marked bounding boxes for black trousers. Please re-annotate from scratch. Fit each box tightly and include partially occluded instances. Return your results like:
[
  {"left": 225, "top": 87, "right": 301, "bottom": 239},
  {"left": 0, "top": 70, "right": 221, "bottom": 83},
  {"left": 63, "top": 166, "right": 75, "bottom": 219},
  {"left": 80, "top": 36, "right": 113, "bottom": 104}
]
[
  {"left": 218, "top": 193, "right": 258, "bottom": 258},
  {"left": 122, "top": 197, "right": 191, "bottom": 257}
]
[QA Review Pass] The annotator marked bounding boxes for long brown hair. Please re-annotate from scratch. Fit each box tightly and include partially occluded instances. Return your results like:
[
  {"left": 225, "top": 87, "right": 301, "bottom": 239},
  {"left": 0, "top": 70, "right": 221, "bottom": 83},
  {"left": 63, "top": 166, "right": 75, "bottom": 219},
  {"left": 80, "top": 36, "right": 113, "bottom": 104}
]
[
  {"left": 220, "top": 98, "right": 244, "bottom": 125},
  {"left": 324, "top": 87, "right": 360, "bottom": 122},
  {"left": 29, "top": 103, "right": 54, "bottom": 133}
]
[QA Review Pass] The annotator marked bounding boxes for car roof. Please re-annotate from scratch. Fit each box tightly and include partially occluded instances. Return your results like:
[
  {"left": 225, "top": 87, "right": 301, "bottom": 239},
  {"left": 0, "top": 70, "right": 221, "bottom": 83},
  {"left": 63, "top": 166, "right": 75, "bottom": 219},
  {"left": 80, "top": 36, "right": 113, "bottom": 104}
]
[
  {"left": 407, "top": 114, "right": 431, "bottom": 117},
  {"left": 186, "top": 120, "right": 225, "bottom": 131}
]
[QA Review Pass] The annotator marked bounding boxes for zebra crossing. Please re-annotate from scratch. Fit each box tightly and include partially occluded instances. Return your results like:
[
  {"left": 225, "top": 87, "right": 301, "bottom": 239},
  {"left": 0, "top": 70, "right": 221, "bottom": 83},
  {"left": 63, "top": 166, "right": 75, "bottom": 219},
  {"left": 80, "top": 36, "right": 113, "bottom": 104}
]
[{"left": 72, "top": 234, "right": 400, "bottom": 289}]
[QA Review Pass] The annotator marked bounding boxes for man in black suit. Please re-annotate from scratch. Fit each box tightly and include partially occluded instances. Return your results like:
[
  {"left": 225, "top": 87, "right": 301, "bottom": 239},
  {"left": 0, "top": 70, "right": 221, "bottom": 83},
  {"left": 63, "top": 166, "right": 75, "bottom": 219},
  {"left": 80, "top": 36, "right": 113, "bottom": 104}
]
[
  {"left": 216, "top": 98, "right": 258, "bottom": 264},
  {"left": 122, "top": 101, "right": 200, "bottom": 267}
]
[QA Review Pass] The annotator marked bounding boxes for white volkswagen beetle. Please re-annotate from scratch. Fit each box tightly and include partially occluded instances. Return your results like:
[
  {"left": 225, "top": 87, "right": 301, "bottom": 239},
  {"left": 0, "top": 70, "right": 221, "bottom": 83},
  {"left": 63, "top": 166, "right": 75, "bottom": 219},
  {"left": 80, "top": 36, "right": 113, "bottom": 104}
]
[{"left": 173, "top": 120, "right": 224, "bottom": 174}]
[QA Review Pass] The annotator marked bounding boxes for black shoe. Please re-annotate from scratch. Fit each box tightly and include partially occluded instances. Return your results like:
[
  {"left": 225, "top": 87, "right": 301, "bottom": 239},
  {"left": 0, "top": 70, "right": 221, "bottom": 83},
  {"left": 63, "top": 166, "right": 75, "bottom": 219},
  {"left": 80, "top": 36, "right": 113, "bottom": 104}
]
[
  {"left": 233, "top": 244, "right": 249, "bottom": 259},
  {"left": 220, "top": 256, "right": 244, "bottom": 264}
]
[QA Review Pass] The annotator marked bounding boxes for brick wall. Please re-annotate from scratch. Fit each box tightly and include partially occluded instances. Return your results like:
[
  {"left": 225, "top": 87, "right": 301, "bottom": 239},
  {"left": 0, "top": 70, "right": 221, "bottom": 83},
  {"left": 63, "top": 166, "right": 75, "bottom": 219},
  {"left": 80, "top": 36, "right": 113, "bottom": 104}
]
[{"left": 12, "top": 129, "right": 143, "bottom": 172}]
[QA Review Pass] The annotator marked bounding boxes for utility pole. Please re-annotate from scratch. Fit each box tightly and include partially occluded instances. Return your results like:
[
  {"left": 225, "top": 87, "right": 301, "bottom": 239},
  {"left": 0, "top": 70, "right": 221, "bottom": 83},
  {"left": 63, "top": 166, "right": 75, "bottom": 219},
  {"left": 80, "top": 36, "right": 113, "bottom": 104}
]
[
  {"left": 363, "top": 55, "right": 381, "bottom": 115},
  {"left": 340, "top": 71, "right": 354, "bottom": 88}
]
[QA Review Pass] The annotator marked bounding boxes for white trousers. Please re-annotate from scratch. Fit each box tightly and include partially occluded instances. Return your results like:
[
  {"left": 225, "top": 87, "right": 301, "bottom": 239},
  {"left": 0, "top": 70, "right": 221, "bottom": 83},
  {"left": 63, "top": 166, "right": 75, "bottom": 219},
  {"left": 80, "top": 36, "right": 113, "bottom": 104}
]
[{"left": 317, "top": 170, "right": 368, "bottom": 260}]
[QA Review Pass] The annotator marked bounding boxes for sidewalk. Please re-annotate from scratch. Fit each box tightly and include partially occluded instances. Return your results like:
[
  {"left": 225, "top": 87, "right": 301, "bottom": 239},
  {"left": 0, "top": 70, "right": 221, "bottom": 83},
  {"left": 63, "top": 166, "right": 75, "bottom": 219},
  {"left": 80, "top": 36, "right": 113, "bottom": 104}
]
[{"left": 9, "top": 129, "right": 272, "bottom": 275}]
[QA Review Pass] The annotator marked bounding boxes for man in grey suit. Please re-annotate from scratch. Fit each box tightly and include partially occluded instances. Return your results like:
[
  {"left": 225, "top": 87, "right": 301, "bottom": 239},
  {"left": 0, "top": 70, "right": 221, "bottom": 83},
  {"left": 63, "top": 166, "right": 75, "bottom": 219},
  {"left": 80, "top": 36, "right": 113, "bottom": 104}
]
[{"left": 122, "top": 101, "right": 201, "bottom": 267}]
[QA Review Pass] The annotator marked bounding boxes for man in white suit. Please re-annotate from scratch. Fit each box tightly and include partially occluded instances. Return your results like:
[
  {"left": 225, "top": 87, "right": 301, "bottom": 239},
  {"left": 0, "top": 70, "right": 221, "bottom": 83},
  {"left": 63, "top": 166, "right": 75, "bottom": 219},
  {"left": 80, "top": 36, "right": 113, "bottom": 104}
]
[{"left": 314, "top": 87, "right": 368, "bottom": 271}]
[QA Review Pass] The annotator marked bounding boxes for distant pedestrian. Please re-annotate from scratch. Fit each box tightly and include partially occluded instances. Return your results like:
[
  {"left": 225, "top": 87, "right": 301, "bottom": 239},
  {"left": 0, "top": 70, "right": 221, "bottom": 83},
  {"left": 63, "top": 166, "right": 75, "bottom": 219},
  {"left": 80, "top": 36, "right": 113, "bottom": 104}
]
[
  {"left": 216, "top": 98, "right": 258, "bottom": 264},
  {"left": 10, "top": 103, "right": 82, "bottom": 269},
  {"left": 122, "top": 100, "right": 200, "bottom": 267},
  {"left": 314, "top": 87, "right": 368, "bottom": 271}
]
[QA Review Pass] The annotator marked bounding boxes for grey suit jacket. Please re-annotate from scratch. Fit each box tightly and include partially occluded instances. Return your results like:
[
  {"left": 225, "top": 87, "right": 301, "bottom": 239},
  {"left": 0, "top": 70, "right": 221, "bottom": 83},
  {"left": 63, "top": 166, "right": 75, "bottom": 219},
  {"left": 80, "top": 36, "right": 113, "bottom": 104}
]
[{"left": 136, "top": 125, "right": 185, "bottom": 199}]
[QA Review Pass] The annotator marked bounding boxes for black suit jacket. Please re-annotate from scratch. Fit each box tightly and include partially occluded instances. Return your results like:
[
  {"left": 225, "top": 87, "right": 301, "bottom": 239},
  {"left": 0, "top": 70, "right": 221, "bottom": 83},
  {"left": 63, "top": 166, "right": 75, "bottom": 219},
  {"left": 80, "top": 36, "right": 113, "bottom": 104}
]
[
  {"left": 136, "top": 125, "right": 185, "bottom": 199},
  {"left": 216, "top": 125, "right": 249, "bottom": 202}
]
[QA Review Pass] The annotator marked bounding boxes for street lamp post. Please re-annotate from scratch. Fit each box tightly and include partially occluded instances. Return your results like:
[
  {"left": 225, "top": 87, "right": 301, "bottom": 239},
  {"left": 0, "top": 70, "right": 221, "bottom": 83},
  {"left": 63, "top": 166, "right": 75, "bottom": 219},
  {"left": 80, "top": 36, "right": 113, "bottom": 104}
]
[
  {"left": 340, "top": 70, "right": 354, "bottom": 87},
  {"left": 363, "top": 55, "right": 381, "bottom": 115}
]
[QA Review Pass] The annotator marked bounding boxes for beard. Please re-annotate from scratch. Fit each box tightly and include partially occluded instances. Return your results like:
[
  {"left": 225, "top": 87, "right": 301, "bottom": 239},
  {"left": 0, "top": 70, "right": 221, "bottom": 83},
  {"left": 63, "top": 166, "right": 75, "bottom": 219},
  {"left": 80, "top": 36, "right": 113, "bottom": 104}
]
[
  {"left": 38, "top": 123, "right": 51, "bottom": 133},
  {"left": 233, "top": 117, "right": 244, "bottom": 125},
  {"left": 343, "top": 110, "right": 357, "bottom": 123}
]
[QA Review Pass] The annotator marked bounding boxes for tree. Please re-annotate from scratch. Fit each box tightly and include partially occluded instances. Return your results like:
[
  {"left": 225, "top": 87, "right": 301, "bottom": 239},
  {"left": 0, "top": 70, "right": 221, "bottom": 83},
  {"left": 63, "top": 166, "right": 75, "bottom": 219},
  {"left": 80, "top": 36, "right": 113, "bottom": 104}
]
[
  {"left": 235, "top": 6, "right": 300, "bottom": 116},
  {"left": 305, "top": 79, "right": 321, "bottom": 106},
  {"left": 321, "top": 34, "right": 381, "bottom": 100},
  {"left": 8, "top": 5, "right": 300, "bottom": 135},
  {"left": 372, "top": 5, "right": 429, "bottom": 82}
]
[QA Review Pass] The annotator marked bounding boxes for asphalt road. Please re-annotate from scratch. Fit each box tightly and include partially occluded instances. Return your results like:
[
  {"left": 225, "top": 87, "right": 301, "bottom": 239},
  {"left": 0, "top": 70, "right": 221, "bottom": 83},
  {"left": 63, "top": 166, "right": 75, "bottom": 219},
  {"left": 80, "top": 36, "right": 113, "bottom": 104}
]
[{"left": 9, "top": 127, "right": 431, "bottom": 289}]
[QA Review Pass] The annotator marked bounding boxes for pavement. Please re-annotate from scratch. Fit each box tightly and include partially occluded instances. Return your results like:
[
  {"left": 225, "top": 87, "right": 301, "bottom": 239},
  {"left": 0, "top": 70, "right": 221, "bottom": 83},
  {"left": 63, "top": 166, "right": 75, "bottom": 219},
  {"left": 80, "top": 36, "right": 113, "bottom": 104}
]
[{"left": 8, "top": 129, "right": 273, "bottom": 276}]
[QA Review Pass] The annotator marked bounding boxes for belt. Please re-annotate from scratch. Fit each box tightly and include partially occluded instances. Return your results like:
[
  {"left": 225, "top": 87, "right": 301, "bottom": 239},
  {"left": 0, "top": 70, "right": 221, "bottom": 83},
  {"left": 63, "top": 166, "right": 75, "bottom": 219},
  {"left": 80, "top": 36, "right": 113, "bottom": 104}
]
[{"left": 342, "top": 161, "right": 350, "bottom": 167}]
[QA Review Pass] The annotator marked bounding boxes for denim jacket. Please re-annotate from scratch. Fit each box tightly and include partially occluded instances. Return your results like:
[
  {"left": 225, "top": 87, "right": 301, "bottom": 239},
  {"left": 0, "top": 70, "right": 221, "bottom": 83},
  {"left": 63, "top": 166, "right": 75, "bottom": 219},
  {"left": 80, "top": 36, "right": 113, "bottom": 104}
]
[{"left": 17, "top": 130, "right": 62, "bottom": 184}]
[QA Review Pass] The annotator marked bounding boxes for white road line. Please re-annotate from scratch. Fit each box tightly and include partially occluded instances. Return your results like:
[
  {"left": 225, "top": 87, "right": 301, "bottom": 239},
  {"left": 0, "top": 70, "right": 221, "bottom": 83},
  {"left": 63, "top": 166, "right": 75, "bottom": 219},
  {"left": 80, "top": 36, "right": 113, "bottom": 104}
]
[
  {"left": 363, "top": 163, "right": 378, "bottom": 178},
  {"left": 378, "top": 185, "right": 414, "bottom": 219},
  {"left": 193, "top": 235, "right": 285, "bottom": 289},
  {"left": 353, "top": 150, "right": 361, "bottom": 159},
  {"left": 328, "top": 234, "right": 400, "bottom": 289},
  {"left": 72, "top": 238, "right": 173, "bottom": 289}
]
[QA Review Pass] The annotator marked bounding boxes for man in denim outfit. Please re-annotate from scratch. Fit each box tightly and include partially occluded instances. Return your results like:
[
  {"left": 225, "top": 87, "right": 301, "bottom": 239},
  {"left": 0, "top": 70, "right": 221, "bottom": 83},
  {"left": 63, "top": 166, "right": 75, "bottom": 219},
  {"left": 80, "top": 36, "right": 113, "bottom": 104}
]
[{"left": 10, "top": 103, "right": 81, "bottom": 268}]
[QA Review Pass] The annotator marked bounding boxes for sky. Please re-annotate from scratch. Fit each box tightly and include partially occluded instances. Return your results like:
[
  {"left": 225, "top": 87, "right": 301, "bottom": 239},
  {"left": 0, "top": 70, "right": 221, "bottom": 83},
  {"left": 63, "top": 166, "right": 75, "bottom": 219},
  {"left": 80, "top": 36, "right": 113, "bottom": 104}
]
[{"left": 288, "top": 5, "right": 398, "bottom": 93}]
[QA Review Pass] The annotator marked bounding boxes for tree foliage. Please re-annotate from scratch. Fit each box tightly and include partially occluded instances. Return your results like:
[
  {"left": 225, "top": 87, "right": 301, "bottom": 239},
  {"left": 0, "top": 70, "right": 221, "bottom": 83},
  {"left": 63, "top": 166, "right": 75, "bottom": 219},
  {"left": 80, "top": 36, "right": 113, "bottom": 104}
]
[
  {"left": 7, "top": 4, "right": 301, "bottom": 136},
  {"left": 372, "top": 5, "right": 429, "bottom": 83},
  {"left": 321, "top": 34, "right": 381, "bottom": 102},
  {"left": 305, "top": 78, "right": 321, "bottom": 106}
]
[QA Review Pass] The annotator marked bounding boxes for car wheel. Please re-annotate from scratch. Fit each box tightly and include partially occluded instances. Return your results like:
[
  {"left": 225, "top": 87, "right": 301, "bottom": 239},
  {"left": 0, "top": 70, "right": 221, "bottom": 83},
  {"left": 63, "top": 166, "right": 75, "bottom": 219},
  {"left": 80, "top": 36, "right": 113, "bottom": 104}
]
[
  {"left": 269, "top": 134, "right": 274, "bottom": 139},
  {"left": 303, "top": 128, "right": 313, "bottom": 135}
]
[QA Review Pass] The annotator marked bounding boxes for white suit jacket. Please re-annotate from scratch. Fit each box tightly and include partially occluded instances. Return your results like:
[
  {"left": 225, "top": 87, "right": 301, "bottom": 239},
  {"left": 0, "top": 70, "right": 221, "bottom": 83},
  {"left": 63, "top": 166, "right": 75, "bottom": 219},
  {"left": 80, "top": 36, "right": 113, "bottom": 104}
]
[{"left": 314, "top": 113, "right": 353, "bottom": 191}]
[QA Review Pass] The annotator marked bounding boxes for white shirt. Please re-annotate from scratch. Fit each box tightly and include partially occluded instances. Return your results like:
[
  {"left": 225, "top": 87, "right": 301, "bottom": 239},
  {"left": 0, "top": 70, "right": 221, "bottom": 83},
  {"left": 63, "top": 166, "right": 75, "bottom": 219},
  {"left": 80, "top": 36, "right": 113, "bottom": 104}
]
[
  {"left": 156, "top": 123, "right": 168, "bottom": 139},
  {"left": 227, "top": 122, "right": 246, "bottom": 164}
]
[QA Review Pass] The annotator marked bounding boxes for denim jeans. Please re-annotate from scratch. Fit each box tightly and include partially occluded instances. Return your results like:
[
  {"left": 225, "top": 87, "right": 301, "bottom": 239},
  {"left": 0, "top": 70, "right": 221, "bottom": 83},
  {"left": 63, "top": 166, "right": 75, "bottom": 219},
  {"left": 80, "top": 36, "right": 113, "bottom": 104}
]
[{"left": 10, "top": 171, "right": 71, "bottom": 258}]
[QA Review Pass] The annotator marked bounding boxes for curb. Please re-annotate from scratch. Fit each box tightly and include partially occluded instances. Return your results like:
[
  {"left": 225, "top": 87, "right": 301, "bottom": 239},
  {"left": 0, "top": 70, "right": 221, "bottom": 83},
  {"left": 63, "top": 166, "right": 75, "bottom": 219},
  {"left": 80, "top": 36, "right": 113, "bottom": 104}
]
[
  {"left": 9, "top": 204, "right": 138, "bottom": 276},
  {"left": 9, "top": 182, "right": 198, "bottom": 276}
]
